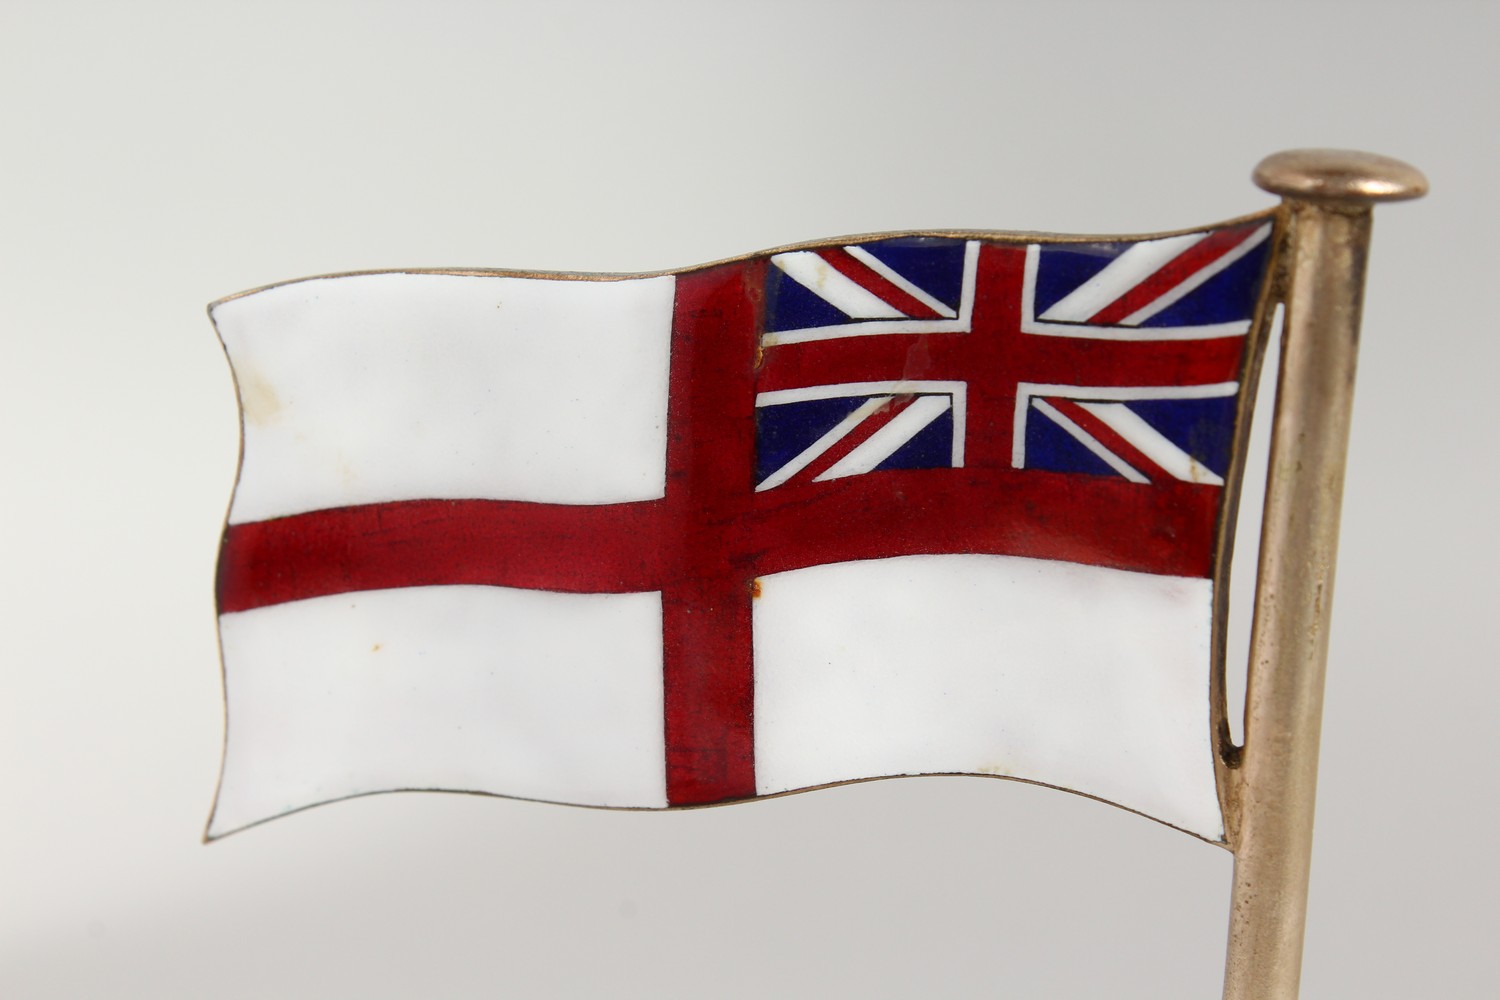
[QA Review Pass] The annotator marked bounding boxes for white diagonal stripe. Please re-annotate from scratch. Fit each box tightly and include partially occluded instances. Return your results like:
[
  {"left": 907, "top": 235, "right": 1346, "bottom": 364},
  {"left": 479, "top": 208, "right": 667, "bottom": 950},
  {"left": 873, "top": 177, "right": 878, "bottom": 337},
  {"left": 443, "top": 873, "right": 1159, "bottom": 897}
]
[
  {"left": 755, "top": 396, "right": 890, "bottom": 492},
  {"left": 1119, "top": 223, "right": 1273, "bottom": 327},
  {"left": 1075, "top": 402, "right": 1225, "bottom": 485},
  {"left": 815, "top": 395, "right": 952, "bottom": 482},
  {"left": 762, "top": 242, "right": 978, "bottom": 346},
  {"left": 1037, "top": 233, "right": 1207, "bottom": 323},
  {"left": 844, "top": 245, "right": 958, "bottom": 319},
  {"left": 1030, "top": 399, "right": 1149, "bottom": 483},
  {"left": 771, "top": 252, "right": 905, "bottom": 319},
  {"left": 1013, "top": 382, "right": 1237, "bottom": 471},
  {"left": 1018, "top": 381, "right": 1239, "bottom": 403},
  {"left": 758, "top": 380, "right": 967, "bottom": 408}
]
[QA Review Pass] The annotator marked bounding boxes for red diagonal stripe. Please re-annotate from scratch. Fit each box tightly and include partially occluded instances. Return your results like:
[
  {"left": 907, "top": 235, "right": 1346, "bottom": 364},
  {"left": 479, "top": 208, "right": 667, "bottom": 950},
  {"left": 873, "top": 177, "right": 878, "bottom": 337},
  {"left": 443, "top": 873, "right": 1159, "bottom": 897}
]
[
  {"left": 787, "top": 394, "right": 915, "bottom": 485},
  {"left": 818, "top": 248, "right": 943, "bottom": 319},
  {"left": 1045, "top": 398, "right": 1165, "bottom": 482},
  {"left": 1086, "top": 226, "right": 1255, "bottom": 326}
]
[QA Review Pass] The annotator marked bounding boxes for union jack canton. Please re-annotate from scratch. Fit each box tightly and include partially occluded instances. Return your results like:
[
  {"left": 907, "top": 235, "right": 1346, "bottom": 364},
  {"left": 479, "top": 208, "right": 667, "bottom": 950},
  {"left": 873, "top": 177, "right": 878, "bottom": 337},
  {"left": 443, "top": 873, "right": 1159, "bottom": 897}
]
[{"left": 756, "top": 221, "right": 1272, "bottom": 494}]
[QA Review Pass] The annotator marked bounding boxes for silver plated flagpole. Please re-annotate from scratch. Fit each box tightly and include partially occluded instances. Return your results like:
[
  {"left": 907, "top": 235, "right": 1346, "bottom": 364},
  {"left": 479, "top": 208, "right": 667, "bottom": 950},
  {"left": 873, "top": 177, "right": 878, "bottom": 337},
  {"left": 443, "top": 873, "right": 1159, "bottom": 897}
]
[{"left": 1222, "top": 149, "right": 1426, "bottom": 1000}]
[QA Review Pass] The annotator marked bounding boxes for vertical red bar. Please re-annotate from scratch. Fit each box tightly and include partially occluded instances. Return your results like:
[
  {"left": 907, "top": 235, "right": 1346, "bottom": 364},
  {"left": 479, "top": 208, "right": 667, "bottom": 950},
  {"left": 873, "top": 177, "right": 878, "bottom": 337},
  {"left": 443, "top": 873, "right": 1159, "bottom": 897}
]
[
  {"left": 660, "top": 262, "right": 764, "bottom": 805},
  {"left": 963, "top": 244, "right": 1027, "bottom": 471}
]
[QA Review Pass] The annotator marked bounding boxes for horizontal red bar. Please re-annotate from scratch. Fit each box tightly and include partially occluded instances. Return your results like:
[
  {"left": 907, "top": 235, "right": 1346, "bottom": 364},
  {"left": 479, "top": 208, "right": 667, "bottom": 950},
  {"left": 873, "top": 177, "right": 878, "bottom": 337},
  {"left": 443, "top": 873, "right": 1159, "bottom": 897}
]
[
  {"left": 219, "top": 469, "right": 1215, "bottom": 616},
  {"left": 738, "top": 469, "right": 1218, "bottom": 580},
  {"left": 217, "top": 498, "right": 671, "bottom": 613}
]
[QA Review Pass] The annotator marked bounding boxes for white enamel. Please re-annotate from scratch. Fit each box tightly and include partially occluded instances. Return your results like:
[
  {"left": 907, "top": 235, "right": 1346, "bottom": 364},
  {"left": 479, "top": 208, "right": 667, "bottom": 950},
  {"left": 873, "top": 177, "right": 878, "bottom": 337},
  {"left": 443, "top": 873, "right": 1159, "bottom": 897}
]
[
  {"left": 212, "top": 272, "right": 675, "bottom": 523},
  {"left": 1118, "top": 222, "right": 1273, "bottom": 327},
  {"left": 753, "top": 554, "right": 1223, "bottom": 841},
  {"left": 843, "top": 245, "right": 958, "bottom": 318},
  {"left": 1029, "top": 399, "right": 1149, "bottom": 482},
  {"left": 1037, "top": 233, "right": 1205, "bottom": 322},
  {"left": 813, "top": 394, "right": 954, "bottom": 481},
  {"left": 1076, "top": 401, "right": 1225, "bottom": 485},
  {"left": 771, "top": 251, "right": 906, "bottom": 318},
  {"left": 209, "top": 586, "right": 667, "bottom": 836}
]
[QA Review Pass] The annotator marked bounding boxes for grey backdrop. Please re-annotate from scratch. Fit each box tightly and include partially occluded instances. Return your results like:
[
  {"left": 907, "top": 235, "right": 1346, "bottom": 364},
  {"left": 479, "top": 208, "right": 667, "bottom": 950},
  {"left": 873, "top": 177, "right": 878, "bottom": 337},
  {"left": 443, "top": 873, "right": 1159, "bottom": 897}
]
[{"left": 3, "top": 1, "right": 1493, "bottom": 997}]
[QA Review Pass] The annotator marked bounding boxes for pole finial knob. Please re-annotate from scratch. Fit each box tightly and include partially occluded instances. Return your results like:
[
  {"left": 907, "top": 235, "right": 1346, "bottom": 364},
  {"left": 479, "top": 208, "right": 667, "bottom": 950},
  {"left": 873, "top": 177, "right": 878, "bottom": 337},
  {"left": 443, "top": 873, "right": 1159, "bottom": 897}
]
[{"left": 1254, "top": 149, "right": 1428, "bottom": 204}]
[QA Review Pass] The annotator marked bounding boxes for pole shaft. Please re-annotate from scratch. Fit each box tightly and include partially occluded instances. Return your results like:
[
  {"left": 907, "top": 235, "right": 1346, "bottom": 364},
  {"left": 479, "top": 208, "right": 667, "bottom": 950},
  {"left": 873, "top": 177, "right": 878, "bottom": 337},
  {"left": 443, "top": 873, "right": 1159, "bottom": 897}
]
[{"left": 1221, "top": 201, "right": 1371, "bottom": 1000}]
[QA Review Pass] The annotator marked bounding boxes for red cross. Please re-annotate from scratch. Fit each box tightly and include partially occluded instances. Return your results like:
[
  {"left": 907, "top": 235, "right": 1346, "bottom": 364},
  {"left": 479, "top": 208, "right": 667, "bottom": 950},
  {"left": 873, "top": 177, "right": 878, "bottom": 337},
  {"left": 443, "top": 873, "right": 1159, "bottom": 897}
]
[{"left": 217, "top": 244, "right": 1240, "bottom": 807}]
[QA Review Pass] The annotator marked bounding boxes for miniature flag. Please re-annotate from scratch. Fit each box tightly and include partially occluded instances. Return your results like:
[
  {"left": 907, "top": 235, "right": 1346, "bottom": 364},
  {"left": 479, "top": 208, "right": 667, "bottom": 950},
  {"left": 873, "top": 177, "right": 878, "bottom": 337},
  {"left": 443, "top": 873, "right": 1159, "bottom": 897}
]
[{"left": 209, "top": 217, "right": 1275, "bottom": 842}]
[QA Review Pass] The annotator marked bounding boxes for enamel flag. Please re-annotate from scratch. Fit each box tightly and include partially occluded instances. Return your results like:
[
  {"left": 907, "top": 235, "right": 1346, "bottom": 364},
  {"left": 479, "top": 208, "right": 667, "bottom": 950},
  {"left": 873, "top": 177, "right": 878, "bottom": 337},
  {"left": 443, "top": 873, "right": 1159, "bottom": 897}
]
[{"left": 209, "top": 215, "right": 1275, "bottom": 842}]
